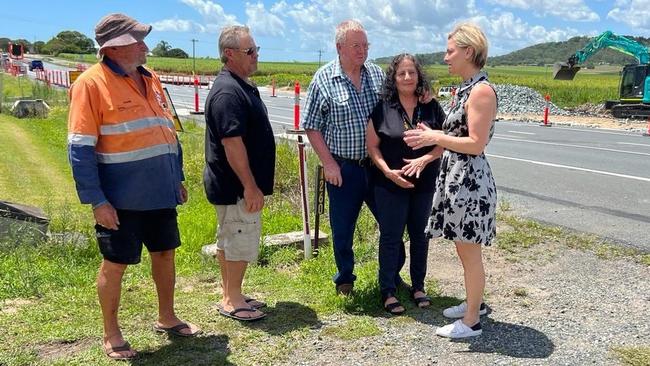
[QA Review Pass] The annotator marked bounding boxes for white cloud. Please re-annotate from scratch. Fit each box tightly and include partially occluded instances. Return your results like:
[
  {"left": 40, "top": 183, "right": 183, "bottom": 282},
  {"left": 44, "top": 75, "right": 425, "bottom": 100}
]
[
  {"left": 486, "top": 0, "right": 599, "bottom": 22},
  {"left": 471, "top": 12, "right": 582, "bottom": 55},
  {"left": 181, "top": 0, "right": 238, "bottom": 24},
  {"left": 151, "top": 18, "right": 202, "bottom": 32},
  {"left": 245, "top": 2, "right": 285, "bottom": 36},
  {"left": 608, "top": 0, "right": 650, "bottom": 30}
]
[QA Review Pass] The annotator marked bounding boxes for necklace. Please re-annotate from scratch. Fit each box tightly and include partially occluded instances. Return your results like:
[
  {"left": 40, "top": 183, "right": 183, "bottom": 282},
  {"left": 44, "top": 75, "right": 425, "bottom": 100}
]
[{"left": 402, "top": 104, "right": 421, "bottom": 130}]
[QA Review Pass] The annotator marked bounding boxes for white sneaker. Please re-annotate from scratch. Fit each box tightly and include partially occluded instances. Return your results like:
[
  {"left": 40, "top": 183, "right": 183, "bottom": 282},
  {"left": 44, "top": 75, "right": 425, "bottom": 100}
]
[
  {"left": 442, "top": 301, "right": 487, "bottom": 319},
  {"left": 436, "top": 319, "right": 482, "bottom": 338}
]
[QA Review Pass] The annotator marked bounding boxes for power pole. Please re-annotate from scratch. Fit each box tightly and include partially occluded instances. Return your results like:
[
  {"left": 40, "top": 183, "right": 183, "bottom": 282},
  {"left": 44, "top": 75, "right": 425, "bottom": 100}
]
[
  {"left": 191, "top": 39, "right": 198, "bottom": 75},
  {"left": 318, "top": 49, "right": 323, "bottom": 68}
]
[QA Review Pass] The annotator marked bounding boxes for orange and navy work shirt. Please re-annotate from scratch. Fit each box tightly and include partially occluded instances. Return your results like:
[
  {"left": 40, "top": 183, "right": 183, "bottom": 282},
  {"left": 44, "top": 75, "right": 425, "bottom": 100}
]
[{"left": 67, "top": 57, "right": 184, "bottom": 210}]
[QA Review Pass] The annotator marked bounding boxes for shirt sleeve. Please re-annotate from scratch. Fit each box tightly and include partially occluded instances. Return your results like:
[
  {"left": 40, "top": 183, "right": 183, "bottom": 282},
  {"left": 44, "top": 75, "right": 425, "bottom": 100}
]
[
  {"left": 428, "top": 100, "right": 446, "bottom": 130},
  {"left": 301, "top": 77, "right": 327, "bottom": 131},
  {"left": 369, "top": 100, "right": 384, "bottom": 132},
  {"left": 207, "top": 91, "right": 247, "bottom": 138},
  {"left": 67, "top": 79, "right": 107, "bottom": 207}
]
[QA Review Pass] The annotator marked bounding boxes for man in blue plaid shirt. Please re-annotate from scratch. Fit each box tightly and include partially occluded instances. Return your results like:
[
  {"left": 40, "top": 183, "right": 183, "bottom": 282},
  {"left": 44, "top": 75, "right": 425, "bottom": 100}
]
[{"left": 302, "top": 20, "right": 385, "bottom": 295}]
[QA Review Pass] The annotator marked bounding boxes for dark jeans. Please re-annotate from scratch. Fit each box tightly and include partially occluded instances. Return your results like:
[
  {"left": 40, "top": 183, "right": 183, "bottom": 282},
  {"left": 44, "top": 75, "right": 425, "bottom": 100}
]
[
  {"left": 327, "top": 159, "right": 377, "bottom": 285},
  {"left": 374, "top": 184, "right": 434, "bottom": 297}
]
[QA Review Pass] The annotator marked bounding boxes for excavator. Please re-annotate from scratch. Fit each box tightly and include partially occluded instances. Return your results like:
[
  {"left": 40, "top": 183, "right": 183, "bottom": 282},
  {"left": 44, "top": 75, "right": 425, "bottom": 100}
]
[{"left": 553, "top": 30, "right": 650, "bottom": 118}]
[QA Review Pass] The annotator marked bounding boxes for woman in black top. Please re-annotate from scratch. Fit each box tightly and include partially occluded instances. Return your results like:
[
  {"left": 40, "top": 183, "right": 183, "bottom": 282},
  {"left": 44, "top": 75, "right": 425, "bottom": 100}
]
[{"left": 366, "top": 53, "right": 446, "bottom": 314}]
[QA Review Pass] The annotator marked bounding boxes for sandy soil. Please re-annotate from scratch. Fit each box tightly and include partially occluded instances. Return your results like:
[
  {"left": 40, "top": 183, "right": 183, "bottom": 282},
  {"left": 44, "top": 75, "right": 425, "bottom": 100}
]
[{"left": 498, "top": 112, "right": 649, "bottom": 132}]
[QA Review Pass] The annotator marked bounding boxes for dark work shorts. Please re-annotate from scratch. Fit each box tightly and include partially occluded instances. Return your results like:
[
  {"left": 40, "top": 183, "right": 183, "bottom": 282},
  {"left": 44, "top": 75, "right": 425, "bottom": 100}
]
[{"left": 95, "top": 208, "right": 181, "bottom": 265}]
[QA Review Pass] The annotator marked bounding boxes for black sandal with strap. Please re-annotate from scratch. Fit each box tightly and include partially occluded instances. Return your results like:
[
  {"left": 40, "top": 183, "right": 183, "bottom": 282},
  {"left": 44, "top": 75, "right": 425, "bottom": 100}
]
[
  {"left": 382, "top": 293, "right": 405, "bottom": 315},
  {"left": 410, "top": 288, "right": 432, "bottom": 308}
]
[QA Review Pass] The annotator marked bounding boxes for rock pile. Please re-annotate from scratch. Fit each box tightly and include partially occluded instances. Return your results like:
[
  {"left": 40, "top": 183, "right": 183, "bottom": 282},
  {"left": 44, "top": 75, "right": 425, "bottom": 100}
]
[{"left": 439, "top": 84, "right": 571, "bottom": 116}]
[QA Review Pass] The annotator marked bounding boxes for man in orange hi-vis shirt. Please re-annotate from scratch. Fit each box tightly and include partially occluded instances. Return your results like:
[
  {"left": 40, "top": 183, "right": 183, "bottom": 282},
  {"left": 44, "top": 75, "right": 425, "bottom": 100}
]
[{"left": 67, "top": 13, "right": 201, "bottom": 360}]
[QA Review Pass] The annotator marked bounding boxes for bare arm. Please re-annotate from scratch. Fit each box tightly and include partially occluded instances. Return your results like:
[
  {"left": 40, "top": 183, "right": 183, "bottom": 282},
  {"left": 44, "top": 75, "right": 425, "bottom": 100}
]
[
  {"left": 221, "top": 136, "right": 264, "bottom": 212},
  {"left": 366, "top": 119, "right": 413, "bottom": 189},
  {"left": 305, "top": 129, "right": 342, "bottom": 187},
  {"left": 404, "top": 84, "right": 496, "bottom": 155}
]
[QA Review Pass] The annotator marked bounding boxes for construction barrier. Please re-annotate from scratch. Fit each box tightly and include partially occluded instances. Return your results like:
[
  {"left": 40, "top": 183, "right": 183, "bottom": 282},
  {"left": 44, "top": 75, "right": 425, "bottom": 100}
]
[{"left": 541, "top": 94, "right": 552, "bottom": 127}]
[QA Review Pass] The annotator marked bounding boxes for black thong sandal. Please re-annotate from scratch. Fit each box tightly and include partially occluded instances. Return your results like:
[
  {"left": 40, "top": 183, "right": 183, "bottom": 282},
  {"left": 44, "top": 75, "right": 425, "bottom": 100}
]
[
  {"left": 382, "top": 293, "right": 405, "bottom": 315},
  {"left": 219, "top": 307, "right": 267, "bottom": 321},
  {"left": 410, "top": 289, "right": 432, "bottom": 308},
  {"left": 105, "top": 341, "right": 136, "bottom": 360},
  {"left": 153, "top": 322, "right": 202, "bottom": 337}
]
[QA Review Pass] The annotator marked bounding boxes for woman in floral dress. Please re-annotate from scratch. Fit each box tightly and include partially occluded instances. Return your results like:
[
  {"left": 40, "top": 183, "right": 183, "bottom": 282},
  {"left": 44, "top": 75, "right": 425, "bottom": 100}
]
[{"left": 404, "top": 22, "right": 497, "bottom": 338}]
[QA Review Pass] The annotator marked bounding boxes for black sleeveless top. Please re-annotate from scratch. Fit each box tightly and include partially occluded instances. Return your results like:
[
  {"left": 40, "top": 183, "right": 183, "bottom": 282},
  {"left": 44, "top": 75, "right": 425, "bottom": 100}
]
[{"left": 369, "top": 99, "right": 446, "bottom": 192}]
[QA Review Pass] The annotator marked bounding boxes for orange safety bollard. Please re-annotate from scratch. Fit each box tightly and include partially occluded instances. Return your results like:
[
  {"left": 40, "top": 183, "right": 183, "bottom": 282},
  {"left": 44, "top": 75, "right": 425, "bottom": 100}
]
[
  {"left": 541, "top": 94, "right": 552, "bottom": 127},
  {"left": 189, "top": 75, "right": 204, "bottom": 115}
]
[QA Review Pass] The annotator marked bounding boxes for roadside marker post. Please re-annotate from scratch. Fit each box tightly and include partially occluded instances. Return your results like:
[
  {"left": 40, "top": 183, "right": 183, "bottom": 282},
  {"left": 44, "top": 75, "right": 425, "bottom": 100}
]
[
  {"left": 644, "top": 117, "right": 650, "bottom": 137},
  {"left": 271, "top": 78, "right": 277, "bottom": 97},
  {"left": 541, "top": 94, "right": 552, "bottom": 127},
  {"left": 287, "top": 81, "right": 312, "bottom": 259},
  {"left": 189, "top": 74, "right": 204, "bottom": 115},
  {"left": 312, "top": 165, "right": 325, "bottom": 256}
]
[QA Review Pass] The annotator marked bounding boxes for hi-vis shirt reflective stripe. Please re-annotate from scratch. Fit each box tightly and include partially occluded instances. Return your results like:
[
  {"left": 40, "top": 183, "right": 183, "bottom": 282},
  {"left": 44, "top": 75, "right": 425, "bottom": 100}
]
[
  {"left": 96, "top": 143, "right": 178, "bottom": 164},
  {"left": 67, "top": 58, "right": 184, "bottom": 210}
]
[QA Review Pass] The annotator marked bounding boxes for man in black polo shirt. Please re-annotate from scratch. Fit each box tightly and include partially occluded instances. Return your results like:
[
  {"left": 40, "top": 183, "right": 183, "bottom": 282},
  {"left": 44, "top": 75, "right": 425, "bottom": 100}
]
[{"left": 204, "top": 25, "right": 275, "bottom": 321}]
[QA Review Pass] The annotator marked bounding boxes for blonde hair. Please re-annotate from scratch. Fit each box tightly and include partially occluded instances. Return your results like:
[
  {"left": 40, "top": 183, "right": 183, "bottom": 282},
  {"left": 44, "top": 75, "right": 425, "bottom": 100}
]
[
  {"left": 335, "top": 19, "right": 365, "bottom": 45},
  {"left": 448, "top": 22, "right": 488, "bottom": 68}
]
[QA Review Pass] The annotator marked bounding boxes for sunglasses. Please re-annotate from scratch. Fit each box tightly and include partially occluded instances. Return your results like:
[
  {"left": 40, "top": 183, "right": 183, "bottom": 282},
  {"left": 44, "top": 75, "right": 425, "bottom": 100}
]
[{"left": 236, "top": 46, "right": 260, "bottom": 56}]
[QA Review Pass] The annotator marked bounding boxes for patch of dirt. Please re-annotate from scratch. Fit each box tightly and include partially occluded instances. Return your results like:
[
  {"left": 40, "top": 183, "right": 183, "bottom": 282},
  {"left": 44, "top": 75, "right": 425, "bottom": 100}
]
[
  {"left": 34, "top": 338, "right": 95, "bottom": 361},
  {"left": 499, "top": 112, "right": 648, "bottom": 131},
  {"left": 0, "top": 298, "right": 35, "bottom": 315}
]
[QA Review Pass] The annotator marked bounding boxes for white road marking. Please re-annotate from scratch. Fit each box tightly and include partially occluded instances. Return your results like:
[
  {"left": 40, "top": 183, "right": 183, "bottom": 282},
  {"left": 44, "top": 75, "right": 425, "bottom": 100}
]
[
  {"left": 507, "top": 130, "right": 535, "bottom": 135},
  {"left": 488, "top": 154, "right": 650, "bottom": 183},
  {"left": 617, "top": 142, "right": 650, "bottom": 147},
  {"left": 495, "top": 134, "right": 524, "bottom": 139},
  {"left": 493, "top": 136, "right": 650, "bottom": 157}
]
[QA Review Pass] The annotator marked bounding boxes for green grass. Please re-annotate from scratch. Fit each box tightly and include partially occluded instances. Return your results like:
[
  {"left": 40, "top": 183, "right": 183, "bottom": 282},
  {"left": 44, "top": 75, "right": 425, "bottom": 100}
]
[
  {"left": 612, "top": 346, "right": 650, "bottom": 366},
  {"left": 0, "top": 73, "right": 69, "bottom": 109}
]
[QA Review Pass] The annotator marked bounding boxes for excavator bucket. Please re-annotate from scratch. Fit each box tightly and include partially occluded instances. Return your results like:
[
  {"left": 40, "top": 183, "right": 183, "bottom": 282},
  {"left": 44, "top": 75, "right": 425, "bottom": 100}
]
[{"left": 553, "top": 62, "right": 581, "bottom": 80}]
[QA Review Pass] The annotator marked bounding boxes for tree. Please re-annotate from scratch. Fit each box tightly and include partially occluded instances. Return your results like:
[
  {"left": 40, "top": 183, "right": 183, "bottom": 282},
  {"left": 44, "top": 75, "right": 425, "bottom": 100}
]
[
  {"left": 166, "top": 48, "right": 188, "bottom": 58},
  {"left": 152, "top": 41, "right": 172, "bottom": 57},
  {"left": 42, "top": 31, "right": 95, "bottom": 55},
  {"left": 0, "top": 38, "right": 10, "bottom": 52},
  {"left": 33, "top": 41, "right": 45, "bottom": 54}
]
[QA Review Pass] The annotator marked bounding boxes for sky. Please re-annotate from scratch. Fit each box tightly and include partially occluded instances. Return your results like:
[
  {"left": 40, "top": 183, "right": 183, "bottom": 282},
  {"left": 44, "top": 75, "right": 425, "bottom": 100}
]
[{"left": 2, "top": 0, "right": 650, "bottom": 62}]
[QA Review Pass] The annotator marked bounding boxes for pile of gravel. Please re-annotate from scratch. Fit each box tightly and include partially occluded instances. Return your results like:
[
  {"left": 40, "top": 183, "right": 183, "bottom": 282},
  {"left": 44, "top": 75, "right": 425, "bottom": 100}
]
[{"left": 439, "top": 84, "right": 572, "bottom": 116}]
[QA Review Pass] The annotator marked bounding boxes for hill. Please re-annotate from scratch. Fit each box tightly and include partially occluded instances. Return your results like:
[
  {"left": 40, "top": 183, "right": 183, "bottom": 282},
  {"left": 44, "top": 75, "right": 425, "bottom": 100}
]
[{"left": 375, "top": 35, "right": 650, "bottom": 66}]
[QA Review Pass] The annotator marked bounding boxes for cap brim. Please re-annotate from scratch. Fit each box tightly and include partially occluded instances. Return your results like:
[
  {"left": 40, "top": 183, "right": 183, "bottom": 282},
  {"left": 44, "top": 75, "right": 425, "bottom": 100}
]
[{"left": 97, "top": 23, "right": 152, "bottom": 57}]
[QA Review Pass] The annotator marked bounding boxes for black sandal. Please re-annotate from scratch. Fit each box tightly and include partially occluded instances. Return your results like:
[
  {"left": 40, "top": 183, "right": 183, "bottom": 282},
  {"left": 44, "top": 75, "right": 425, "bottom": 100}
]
[
  {"left": 382, "top": 293, "right": 405, "bottom": 315},
  {"left": 410, "top": 288, "right": 432, "bottom": 308}
]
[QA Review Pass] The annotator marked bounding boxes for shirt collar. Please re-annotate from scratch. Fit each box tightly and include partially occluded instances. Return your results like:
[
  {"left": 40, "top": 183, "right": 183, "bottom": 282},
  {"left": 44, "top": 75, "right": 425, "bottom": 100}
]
[
  {"left": 102, "top": 56, "right": 152, "bottom": 78},
  {"left": 458, "top": 70, "right": 488, "bottom": 94},
  {"left": 221, "top": 67, "right": 258, "bottom": 91},
  {"left": 331, "top": 57, "right": 369, "bottom": 79}
]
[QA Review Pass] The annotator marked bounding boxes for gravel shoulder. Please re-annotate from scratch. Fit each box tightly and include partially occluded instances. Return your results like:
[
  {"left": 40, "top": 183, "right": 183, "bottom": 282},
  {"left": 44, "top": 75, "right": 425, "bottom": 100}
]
[{"left": 279, "top": 233, "right": 650, "bottom": 365}]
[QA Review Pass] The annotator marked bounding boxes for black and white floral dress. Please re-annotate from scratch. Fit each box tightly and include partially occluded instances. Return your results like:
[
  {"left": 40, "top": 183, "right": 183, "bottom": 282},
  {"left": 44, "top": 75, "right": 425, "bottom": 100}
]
[{"left": 426, "top": 71, "right": 497, "bottom": 245}]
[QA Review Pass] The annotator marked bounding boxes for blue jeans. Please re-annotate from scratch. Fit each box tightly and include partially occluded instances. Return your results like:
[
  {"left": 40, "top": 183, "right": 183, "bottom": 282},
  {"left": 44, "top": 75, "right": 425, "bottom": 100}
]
[
  {"left": 327, "top": 160, "right": 377, "bottom": 285},
  {"left": 374, "top": 184, "right": 434, "bottom": 297}
]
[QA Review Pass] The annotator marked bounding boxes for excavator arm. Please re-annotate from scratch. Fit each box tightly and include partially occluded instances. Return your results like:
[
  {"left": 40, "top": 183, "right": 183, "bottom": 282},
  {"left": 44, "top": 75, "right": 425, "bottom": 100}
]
[{"left": 554, "top": 31, "right": 650, "bottom": 80}]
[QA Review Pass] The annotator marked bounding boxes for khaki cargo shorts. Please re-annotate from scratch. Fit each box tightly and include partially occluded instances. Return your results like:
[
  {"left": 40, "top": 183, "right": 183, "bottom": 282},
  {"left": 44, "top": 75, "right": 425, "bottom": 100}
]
[{"left": 214, "top": 199, "right": 262, "bottom": 263}]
